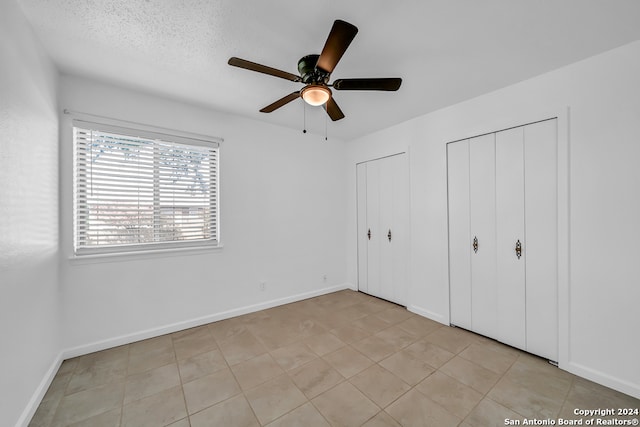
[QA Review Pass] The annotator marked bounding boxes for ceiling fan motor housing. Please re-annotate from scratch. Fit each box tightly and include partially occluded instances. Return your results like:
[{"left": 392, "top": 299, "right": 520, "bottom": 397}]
[{"left": 298, "top": 54, "right": 329, "bottom": 84}]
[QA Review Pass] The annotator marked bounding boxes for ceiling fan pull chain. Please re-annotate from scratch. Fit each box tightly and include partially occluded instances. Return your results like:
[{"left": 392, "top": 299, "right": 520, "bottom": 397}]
[
  {"left": 325, "top": 109, "right": 328, "bottom": 141},
  {"left": 303, "top": 101, "right": 307, "bottom": 134}
]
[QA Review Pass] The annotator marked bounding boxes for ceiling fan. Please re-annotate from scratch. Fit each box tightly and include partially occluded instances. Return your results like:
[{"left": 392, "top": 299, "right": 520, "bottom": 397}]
[{"left": 228, "top": 19, "right": 402, "bottom": 121}]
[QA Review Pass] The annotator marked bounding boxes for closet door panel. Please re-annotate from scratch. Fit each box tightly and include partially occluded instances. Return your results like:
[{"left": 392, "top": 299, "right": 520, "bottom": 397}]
[
  {"left": 366, "top": 161, "right": 382, "bottom": 298},
  {"left": 378, "top": 156, "right": 395, "bottom": 302},
  {"left": 495, "top": 127, "right": 526, "bottom": 349},
  {"left": 357, "top": 163, "right": 368, "bottom": 293},
  {"left": 524, "top": 119, "right": 558, "bottom": 360},
  {"left": 447, "top": 140, "right": 472, "bottom": 329},
  {"left": 469, "top": 134, "right": 497, "bottom": 338},
  {"left": 390, "top": 153, "right": 409, "bottom": 305}
]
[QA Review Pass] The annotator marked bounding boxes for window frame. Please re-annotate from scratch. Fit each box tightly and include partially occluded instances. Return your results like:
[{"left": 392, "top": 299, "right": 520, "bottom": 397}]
[{"left": 72, "top": 118, "right": 221, "bottom": 256}]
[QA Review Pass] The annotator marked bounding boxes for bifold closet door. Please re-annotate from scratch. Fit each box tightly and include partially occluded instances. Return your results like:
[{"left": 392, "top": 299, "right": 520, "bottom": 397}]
[
  {"left": 524, "top": 119, "right": 558, "bottom": 360},
  {"left": 469, "top": 134, "right": 497, "bottom": 338},
  {"left": 386, "top": 154, "right": 409, "bottom": 305},
  {"left": 356, "top": 154, "right": 409, "bottom": 306},
  {"left": 447, "top": 140, "right": 472, "bottom": 329},
  {"left": 495, "top": 127, "right": 526, "bottom": 349},
  {"left": 365, "top": 160, "right": 382, "bottom": 298},
  {"left": 356, "top": 162, "right": 368, "bottom": 294}
]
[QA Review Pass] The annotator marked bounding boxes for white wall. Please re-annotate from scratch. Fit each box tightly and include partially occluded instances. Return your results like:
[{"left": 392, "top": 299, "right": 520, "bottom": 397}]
[
  {"left": 0, "top": 1, "right": 61, "bottom": 425},
  {"left": 59, "top": 76, "right": 348, "bottom": 354},
  {"left": 346, "top": 40, "right": 640, "bottom": 398}
]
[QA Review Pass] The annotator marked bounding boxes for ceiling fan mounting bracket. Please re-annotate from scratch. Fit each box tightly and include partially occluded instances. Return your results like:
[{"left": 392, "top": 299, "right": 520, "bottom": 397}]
[{"left": 298, "top": 54, "right": 329, "bottom": 85}]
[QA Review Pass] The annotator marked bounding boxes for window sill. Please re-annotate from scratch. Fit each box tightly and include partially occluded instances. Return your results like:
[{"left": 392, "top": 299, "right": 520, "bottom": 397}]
[{"left": 68, "top": 244, "right": 224, "bottom": 265}]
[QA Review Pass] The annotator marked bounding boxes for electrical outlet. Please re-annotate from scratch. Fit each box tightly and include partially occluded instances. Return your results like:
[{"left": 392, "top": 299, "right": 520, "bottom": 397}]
[{"left": 259, "top": 281, "right": 266, "bottom": 291}]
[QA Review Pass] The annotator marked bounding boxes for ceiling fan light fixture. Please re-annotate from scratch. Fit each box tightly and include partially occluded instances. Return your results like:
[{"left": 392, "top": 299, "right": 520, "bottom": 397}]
[{"left": 301, "top": 85, "right": 331, "bottom": 106}]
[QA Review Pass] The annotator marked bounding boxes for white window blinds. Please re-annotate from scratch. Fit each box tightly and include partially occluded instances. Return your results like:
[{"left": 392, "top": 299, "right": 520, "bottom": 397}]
[{"left": 73, "top": 120, "right": 219, "bottom": 255}]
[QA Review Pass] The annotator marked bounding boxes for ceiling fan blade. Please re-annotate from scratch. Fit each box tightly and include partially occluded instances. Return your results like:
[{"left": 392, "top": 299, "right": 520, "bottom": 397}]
[
  {"left": 333, "top": 78, "right": 402, "bottom": 91},
  {"left": 260, "top": 91, "right": 301, "bottom": 113},
  {"left": 228, "top": 57, "right": 301, "bottom": 82},
  {"left": 323, "top": 97, "right": 345, "bottom": 121},
  {"left": 316, "top": 20, "right": 358, "bottom": 74}
]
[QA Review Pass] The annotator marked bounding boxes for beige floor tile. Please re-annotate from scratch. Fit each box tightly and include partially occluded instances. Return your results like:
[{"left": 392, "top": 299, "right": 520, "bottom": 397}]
[
  {"left": 459, "top": 342, "right": 518, "bottom": 375},
  {"left": 183, "top": 367, "right": 241, "bottom": 414},
  {"left": 351, "top": 315, "right": 394, "bottom": 334},
  {"left": 121, "top": 385, "right": 187, "bottom": 427},
  {"left": 375, "top": 307, "right": 414, "bottom": 325},
  {"left": 322, "top": 346, "right": 374, "bottom": 378},
  {"left": 415, "top": 371, "right": 483, "bottom": 419},
  {"left": 67, "top": 407, "right": 121, "bottom": 427},
  {"left": 385, "top": 388, "right": 460, "bottom": 427},
  {"left": 67, "top": 354, "right": 128, "bottom": 395},
  {"left": 312, "top": 382, "right": 380, "bottom": 427},
  {"left": 361, "top": 411, "right": 401, "bottom": 427},
  {"left": 208, "top": 317, "right": 248, "bottom": 343},
  {"left": 351, "top": 335, "right": 398, "bottom": 362},
  {"left": 296, "top": 317, "right": 330, "bottom": 339},
  {"left": 124, "top": 362, "right": 181, "bottom": 404},
  {"left": 349, "top": 301, "right": 388, "bottom": 316},
  {"left": 379, "top": 350, "right": 435, "bottom": 386},
  {"left": 129, "top": 335, "right": 173, "bottom": 357},
  {"left": 488, "top": 376, "right": 563, "bottom": 419},
  {"left": 288, "top": 357, "right": 344, "bottom": 399},
  {"left": 189, "top": 394, "right": 259, "bottom": 427},
  {"left": 361, "top": 297, "right": 397, "bottom": 313},
  {"left": 475, "top": 338, "right": 523, "bottom": 359},
  {"left": 563, "top": 377, "right": 640, "bottom": 411},
  {"left": 171, "top": 325, "right": 210, "bottom": 340},
  {"left": 29, "top": 372, "right": 71, "bottom": 426},
  {"left": 329, "top": 325, "right": 370, "bottom": 344},
  {"left": 464, "top": 397, "right": 523, "bottom": 427},
  {"left": 403, "top": 338, "right": 455, "bottom": 368},
  {"left": 424, "top": 326, "right": 477, "bottom": 354},
  {"left": 74, "top": 346, "right": 129, "bottom": 373},
  {"left": 439, "top": 356, "right": 500, "bottom": 393},
  {"left": 217, "top": 329, "right": 268, "bottom": 366},
  {"left": 395, "top": 315, "right": 443, "bottom": 337},
  {"left": 128, "top": 344, "right": 177, "bottom": 376},
  {"left": 48, "top": 373, "right": 73, "bottom": 396},
  {"left": 172, "top": 327, "right": 217, "bottom": 361},
  {"left": 349, "top": 364, "right": 411, "bottom": 408},
  {"left": 502, "top": 358, "right": 572, "bottom": 400},
  {"left": 178, "top": 348, "right": 227, "bottom": 383},
  {"left": 57, "top": 358, "right": 79, "bottom": 376},
  {"left": 231, "top": 353, "right": 284, "bottom": 390},
  {"left": 33, "top": 290, "right": 640, "bottom": 427},
  {"left": 166, "top": 418, "right": 190, "bottom": 427},
  {"left": 304, "top": 332, "right": 346, "bottom": 356},
  {"left": 270, "top": 342, "right": 318, "bottom": 371},
  {"left": 265, "top": 402, "right": 330, "bottom": 427},
  {"left": 244, "top": 374, "right": 307, "bottom": 425},
  {"left": 51, "top": 382, "right": 125, "bottom": 426},
  {"left": 375, "top": 325, "right": 419, "bottom": 349}
]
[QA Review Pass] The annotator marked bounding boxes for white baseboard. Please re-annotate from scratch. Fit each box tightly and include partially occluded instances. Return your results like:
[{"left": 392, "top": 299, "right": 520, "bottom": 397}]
[
  {"left": 16, "top": 352, "right": 64, "bottom": 427},
  {"left": 62, "top": 283, "right": 352, "bottom": 359},
  {"left": 565, "top": 361, "right": 640, "bottom": 400},
  {"left": 407, "top": 304, "right": 448, "bottom": 326}
]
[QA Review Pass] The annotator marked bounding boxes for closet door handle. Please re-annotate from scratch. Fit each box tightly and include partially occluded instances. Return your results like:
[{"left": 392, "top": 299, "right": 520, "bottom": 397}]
[
  {"left": 367, "top": 229, "right": 371, "bottom": 240},
  {"left": 515, "top": 240, "right": 522, "bottom": 259},
  {"left": 473, "top": 236, "right": 478, "bottom": 253},
  {"left": 388, "top": 229, "right": 392, "bottom": 242}
]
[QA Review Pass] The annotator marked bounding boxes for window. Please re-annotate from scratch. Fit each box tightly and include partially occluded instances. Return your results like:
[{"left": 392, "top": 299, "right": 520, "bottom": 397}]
[{"left": 73, "top": 119, "right": 220, "bottom": 255}]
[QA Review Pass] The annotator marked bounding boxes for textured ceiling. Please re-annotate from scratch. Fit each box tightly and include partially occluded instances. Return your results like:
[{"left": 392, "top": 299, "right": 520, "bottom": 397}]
[{"left": 17, "top": 0, "right": 640, "bottom": 140}]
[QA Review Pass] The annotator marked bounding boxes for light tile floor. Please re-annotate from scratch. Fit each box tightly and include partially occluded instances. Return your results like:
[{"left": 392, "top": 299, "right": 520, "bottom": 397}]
[{"left": 29, "top": 290, "right": 639, "bottom": 427}]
